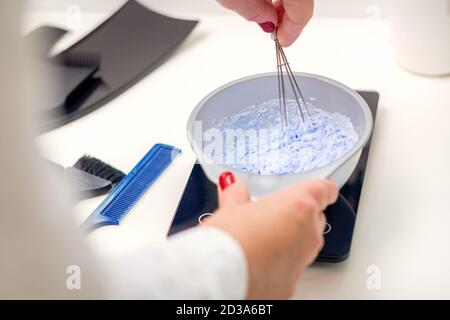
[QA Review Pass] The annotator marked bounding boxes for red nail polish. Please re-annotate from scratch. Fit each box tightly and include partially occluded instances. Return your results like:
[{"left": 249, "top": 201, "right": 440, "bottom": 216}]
[
  {"left": 258, "top": 22, "right": 276, "bottom": 33},
  {"left": 219, "top": 171, "right": 235, "bottom": 190}
]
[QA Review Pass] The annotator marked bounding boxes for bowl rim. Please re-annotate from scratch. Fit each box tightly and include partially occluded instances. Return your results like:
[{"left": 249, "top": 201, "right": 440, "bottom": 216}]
[{"left": 187, "top": 72, "right": 374, "bottom": 177}]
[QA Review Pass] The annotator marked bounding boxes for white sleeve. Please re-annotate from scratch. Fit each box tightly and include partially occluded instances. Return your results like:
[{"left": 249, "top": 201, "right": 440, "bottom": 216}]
[
  {"left": 104, "top": 227, "right": 248, "bottom": 300},
  {"left": 0, "top": 0, "right": 103, "bottom": 299}
]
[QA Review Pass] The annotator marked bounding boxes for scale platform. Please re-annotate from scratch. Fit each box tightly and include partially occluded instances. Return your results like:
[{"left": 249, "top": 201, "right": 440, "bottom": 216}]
[{"left": 169, "top": 91, "right": 379, "bottom": 263}]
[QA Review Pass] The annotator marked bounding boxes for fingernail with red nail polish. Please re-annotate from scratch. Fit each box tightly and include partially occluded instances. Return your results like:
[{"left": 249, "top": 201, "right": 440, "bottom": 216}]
[
  {"left": 258, "top": 22, "right": 275, "bottom": 33},
  {"left": 219, "top": 171, "right": 235, "bottom": 190}
]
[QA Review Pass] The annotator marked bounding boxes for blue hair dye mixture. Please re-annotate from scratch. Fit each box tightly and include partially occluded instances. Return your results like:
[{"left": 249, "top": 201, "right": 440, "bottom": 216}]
[{"left": 210, "top": 99, "right": 358, "bottom": 175}]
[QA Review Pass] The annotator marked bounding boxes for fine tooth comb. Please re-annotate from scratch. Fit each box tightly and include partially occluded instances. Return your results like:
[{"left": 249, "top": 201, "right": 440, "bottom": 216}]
[{"left": 81, "top": 144, "right": 181, "bottom": 232}]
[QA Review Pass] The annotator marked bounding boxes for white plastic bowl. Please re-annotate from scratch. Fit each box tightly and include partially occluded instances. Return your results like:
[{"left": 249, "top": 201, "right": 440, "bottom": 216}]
[{"left": 187, "top": 72, "right": 373, "bottom": 197}]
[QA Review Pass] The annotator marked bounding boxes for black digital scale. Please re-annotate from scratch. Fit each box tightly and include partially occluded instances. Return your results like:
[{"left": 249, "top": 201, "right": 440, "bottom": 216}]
[{"left": 169, "top": 91, "right": 378, "bottom": 262}]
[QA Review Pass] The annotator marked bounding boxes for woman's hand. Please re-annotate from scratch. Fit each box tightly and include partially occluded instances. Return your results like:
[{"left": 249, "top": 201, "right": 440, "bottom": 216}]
[
  {"left": 204, "top": 171, "right": 338, "bottom": 299},
  {"left": 217, "top": 0, "right": 314, "bottom": 47}
]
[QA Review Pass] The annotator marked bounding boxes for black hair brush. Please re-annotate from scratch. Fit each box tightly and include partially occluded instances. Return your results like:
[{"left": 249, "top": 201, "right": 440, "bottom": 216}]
[{"left": 73, "top": 155, "right": 125, "bottom": 185}]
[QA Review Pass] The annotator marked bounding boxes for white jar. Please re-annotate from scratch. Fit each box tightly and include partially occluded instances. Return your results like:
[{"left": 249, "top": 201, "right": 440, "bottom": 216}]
[{"left": 386, "top": 0, "right": 450, "bottom": 76}]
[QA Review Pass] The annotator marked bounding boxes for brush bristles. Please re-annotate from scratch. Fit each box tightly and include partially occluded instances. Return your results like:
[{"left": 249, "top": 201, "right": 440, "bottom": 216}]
[
  {"left": 53, "top": 52, "right": 102, "bottom": 68},
  {"left": 74, "top": 155, "right": 126, "bottom": 184}
]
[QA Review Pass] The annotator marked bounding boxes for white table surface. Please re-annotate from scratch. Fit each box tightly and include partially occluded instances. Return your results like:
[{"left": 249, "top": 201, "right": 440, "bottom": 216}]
[{"left": 29, "top": 4, "right": 450, "bottom": 299}]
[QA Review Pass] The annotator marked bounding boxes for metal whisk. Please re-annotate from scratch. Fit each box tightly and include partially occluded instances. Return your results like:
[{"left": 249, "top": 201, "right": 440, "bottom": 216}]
[{"left": 272, "top": 30, "right": 311, "bottom": 127}]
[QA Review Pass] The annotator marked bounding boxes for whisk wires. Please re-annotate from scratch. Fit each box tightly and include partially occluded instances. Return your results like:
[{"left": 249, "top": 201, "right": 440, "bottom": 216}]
[{"left": 272, "top": 31, "right": 310, "bottom": 127}]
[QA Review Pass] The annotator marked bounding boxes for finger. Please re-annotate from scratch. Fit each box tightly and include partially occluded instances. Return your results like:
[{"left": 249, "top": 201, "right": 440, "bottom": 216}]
[
  {"left": 273, "top": 0, "right": 285, "bottom": 22},
  {"left": 266, "top": 179, "right": 338, "bottom": 211},
  {"left": 296, "top": 179, "right": 339, "bottom": 210},
  {"left": 318, "top": 212, "right": 326, "bottom": 234},
  {"left": 217, "top": 171, "right": 251, "bottom": 208},
  {"left": 277, "top": 0, "right": 314, "bottom": 47},
  {"left": 218, "top": 0, "right": 278, "bottom": 25}
]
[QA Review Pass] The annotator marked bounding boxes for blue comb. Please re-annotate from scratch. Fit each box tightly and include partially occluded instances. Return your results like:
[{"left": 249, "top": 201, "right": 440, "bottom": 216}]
[{"left": 81, "top": 143, "right": 181, "bottom": 232}]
